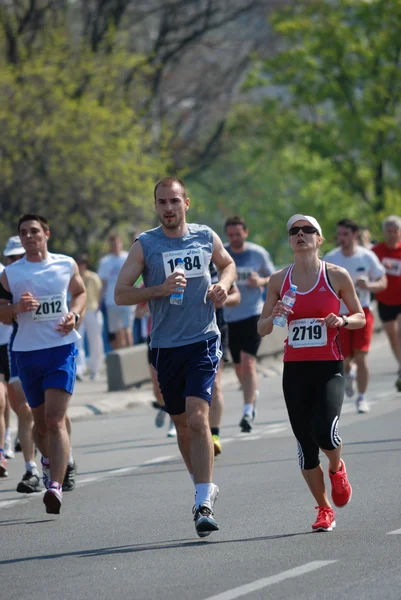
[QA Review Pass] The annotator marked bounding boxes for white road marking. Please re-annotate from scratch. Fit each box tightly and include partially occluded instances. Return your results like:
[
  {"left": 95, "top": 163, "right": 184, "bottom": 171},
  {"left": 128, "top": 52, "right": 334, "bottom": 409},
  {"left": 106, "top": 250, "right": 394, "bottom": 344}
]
[
  {"left": 141, "top": 455, "right": 176, "bottom": 465},
  {"left": 387, "top": 528, "right": 401, "bottom": 535},
  {"left": 201, "top": 561, "right": 337, "bottom": 600}
]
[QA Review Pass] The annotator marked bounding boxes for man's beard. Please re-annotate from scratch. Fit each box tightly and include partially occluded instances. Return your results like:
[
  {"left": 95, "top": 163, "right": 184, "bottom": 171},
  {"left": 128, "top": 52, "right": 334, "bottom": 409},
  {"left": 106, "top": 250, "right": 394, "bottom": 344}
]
[{"left": 161, "top": 214, "right": 182, "bottom": 229}]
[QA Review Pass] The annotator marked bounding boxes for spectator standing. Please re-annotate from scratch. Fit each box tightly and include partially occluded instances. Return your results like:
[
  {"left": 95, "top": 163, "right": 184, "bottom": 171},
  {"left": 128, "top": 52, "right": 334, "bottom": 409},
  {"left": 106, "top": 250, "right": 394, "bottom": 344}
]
[
  {"left": 75, "top": 254, "right": 104, "bottom": 380},
  {"left": 98, "top": 233, "right": 133, "bottom": 349}
]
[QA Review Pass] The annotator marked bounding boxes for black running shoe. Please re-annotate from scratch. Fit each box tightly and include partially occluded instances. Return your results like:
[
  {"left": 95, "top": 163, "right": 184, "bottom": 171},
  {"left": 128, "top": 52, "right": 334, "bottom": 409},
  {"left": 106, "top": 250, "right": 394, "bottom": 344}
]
[
  {"left": 239, "top": 414, "right": 253, "bottom": 433},
  {"left": 194, "top": 504, "right": 219, "bottom": 538},
  {"left": 62, "top": 461, "right": 77, "bottom": 492},
  {"left": 17, "top": 471, "right": 41, "bottom": 494},
  {"left": 14, "top": 436, "right": 22, "bottom": 453}
]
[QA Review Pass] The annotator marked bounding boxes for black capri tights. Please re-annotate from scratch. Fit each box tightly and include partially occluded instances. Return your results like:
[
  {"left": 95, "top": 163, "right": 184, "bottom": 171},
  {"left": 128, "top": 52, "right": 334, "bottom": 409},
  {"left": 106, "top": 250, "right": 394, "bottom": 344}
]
[{"left": 282, "top": 361, "right": 344, "bottom": 470}]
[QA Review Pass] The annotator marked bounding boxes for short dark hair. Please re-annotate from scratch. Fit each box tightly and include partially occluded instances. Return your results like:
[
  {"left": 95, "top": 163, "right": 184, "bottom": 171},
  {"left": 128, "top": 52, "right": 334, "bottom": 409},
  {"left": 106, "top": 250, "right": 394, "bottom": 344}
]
[
  {"left": 76, "top": 253, "right": 89, "bottom": 265},
  {"left": 18, "top": 214, "right": 49, "bottom": 233},
  {"left": 154, "top": 177, "right": 187, "bottom": 200},
  {"left": 336, "top": 218, "right": 359, "bottom": 233},
  {"left": 224, "top": 216, "right": 247, "bottom": 231}
]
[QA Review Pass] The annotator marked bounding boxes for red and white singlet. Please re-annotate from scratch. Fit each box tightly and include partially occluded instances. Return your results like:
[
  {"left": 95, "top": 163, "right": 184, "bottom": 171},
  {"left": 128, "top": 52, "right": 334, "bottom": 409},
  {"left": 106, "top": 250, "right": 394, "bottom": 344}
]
[{"left": 281, "top": 261, "right": 343, "bottom": 362}]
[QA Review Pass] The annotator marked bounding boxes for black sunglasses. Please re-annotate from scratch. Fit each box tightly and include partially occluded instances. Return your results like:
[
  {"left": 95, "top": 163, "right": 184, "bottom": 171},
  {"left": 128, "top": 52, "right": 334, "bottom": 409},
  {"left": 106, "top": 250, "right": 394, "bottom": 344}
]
[{"left": 289, "top": 226, "right": 318, "bottom": 236}]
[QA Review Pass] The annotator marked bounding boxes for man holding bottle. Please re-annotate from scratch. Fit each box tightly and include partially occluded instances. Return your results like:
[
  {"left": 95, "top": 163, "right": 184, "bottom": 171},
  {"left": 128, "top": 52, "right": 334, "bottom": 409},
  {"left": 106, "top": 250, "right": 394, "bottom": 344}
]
[{"left": 114, "top": 177, "right": 236, "bottom": 538}]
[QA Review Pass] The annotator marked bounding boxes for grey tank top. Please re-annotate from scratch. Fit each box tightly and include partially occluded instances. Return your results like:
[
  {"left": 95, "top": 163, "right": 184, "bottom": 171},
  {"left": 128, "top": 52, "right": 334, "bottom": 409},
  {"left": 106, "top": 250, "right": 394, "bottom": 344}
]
[{"left": 139, "top": 224, "right": 219, "bottom": 348}]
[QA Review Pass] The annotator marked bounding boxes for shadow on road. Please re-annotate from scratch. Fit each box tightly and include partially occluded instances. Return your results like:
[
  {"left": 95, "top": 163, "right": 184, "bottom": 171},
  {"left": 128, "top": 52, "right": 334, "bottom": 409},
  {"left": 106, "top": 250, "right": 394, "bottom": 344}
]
[{"left": 0, "top": 531, "right": 314, "bottom": 565}]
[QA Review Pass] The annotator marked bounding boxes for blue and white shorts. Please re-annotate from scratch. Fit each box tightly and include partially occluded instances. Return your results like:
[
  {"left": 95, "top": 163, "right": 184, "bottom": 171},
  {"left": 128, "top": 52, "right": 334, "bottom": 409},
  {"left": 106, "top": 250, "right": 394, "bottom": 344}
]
[{"left": 15, "top": 343, "right": 78, "bottom": 409}]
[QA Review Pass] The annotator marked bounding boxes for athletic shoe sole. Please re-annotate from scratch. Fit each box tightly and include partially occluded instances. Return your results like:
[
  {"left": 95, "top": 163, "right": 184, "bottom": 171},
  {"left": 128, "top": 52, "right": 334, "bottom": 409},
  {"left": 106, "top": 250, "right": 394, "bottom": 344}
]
[
  {"left": 313, "top": 520, "right": 336, "bottom": 532},
  {"left": 43, "top": 490, "right": 62, "bottom": 514},
  {"left": 17, "top": 482, "right": 41, "bottom": 494},
  {"left": 196, "top": 517, "right": 219, "bottom": 538},
  {"left": 240, "top": 422, "right": 252, "bottom": 433}
]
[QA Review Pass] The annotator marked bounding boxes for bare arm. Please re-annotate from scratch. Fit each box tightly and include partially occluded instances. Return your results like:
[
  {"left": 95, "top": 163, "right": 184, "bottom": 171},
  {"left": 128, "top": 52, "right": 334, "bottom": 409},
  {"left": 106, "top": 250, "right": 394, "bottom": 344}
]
[
  {"left": 329, "top": 266, "right": 366, "bottom": 329},
  {"left": 225, "top": 284, "right": 241, "bottom": 307},
  {"left": 356, "top": 273, "right": 387, "bottom": 294},
  {"left": 56, "top": 261, "right": 87, "bottom": 335},
  {"left": 257, "top": 270, "right": 286, "bottom": 337},
  {"left": 0, "top": 271, "right": 40, "bottom": 321},
  {"left": 114, "top": 240, "right": 186, "bottom": 306},
  {"left": 208, "top": 232, "right": 236, "bottom": 305}
]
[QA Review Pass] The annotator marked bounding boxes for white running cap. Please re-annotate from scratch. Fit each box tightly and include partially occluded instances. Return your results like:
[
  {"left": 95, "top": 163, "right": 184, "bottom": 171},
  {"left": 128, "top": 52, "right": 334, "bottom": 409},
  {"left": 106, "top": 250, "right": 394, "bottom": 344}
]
[
  {"left": 286, "top": 214, "right": 322, "bottom": 236},
  {"left": 3, "top": 236, "right": 25, "bottom": 256}
]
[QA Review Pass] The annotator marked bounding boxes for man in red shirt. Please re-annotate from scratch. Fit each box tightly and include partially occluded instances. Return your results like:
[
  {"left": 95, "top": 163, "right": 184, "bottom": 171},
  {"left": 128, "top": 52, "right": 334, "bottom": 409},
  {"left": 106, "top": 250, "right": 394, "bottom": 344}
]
[{"left": 372, "top": 215, "right": 401, "bottom": 391}]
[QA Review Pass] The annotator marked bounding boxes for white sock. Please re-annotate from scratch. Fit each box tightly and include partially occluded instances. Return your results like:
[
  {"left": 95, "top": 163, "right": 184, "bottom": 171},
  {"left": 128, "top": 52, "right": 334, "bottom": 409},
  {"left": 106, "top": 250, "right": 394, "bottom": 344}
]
[
  {"left": 5, "top": 428, "right": 11, "bottom": 442},
  {"left": 68, "top": 448, "right": 74, "bottom": 467},
  {"left": 243, "top": 403, "right": 253, "bottom": 417},
  {"left": 26, "top": 461, "right": 39, "bottom": 476},
  {"left": 195, "top": 483, "right": 213, "bottom": 509},
  {"left": 357, "top": 393, "right": 365, "bottom": 400}
]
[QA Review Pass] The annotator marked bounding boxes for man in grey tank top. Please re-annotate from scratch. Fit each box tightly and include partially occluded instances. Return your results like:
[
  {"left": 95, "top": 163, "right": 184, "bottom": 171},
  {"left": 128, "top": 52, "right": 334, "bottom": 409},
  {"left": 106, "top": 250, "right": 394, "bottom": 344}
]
[
  {"left": 115, "top": 177, "right": 236, "bottom": 538},
  {"left": 224, "top": 216, "right": 275, "bottom": 433}
]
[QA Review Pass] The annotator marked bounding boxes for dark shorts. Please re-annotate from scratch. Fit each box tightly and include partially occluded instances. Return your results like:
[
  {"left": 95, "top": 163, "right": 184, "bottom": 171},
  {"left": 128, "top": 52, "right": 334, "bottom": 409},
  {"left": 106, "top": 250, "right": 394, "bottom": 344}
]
[
  {"left": 151, "top": 336, "right": 222, "bottom": 415},
  {"left": 15, "top": 343, "right": 78, "bottom": 409},
  {"left": 227, "top": 315, "right": 261, "bottom": 364},
  {"left": 0, "top": 344, "right": 10, "bottom": 382},
  {"left": 378, "top": 302, "right": 401, "bottom": 323}
]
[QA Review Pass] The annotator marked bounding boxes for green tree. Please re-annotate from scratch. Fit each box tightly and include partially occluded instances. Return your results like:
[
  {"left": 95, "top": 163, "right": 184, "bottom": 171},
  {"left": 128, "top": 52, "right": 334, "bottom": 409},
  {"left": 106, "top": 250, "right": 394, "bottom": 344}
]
[
  {"left": 0, "top": 28, "right": 171, "bottom": 257},
  {"left": 254, "top": 0, "right": 401, "bottom": 218}
]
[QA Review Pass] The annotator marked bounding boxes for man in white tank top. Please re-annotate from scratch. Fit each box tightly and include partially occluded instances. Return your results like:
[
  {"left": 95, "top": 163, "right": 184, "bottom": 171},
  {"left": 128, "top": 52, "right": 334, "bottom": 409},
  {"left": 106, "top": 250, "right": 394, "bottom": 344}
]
[{"left": 0, "top": 214, "right": 86, "bottom": 515}]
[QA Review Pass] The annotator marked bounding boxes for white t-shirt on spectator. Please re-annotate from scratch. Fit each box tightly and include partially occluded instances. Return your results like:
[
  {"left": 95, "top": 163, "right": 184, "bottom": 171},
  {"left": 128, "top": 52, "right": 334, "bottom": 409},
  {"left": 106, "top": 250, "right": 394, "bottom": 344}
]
[
  {"left": 98, "top": 252, "right": 128, "bottom": 307},
  {"left": 324, "top": 246, "right": 385, "bottom": 314}
]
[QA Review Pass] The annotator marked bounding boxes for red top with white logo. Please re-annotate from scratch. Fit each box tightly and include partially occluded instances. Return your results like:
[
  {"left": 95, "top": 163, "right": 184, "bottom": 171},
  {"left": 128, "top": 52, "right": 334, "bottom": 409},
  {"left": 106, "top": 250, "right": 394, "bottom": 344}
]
[
  {"left": 372, "top": 242, "right": 401, "bottom": 306},
  {"left": 281, "top": 261, "right": 343, "bottom": 362}
]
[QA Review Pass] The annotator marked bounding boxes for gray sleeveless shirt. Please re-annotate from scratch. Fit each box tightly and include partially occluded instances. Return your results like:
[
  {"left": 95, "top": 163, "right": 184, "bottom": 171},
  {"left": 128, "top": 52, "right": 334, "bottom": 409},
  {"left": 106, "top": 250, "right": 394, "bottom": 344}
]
[{"left": 139, "top": 224, "right": 219, "bottom": 348}]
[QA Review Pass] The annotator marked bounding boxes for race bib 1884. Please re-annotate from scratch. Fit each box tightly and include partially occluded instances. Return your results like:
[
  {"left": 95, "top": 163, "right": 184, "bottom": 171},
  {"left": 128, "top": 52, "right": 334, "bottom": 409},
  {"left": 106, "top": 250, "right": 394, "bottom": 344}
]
[
  {"left": 33, "top": 294, "right": 64, "bottom": 322},
  {"left": 288, "top": 318, "right": 327, "bottom": 348},
  {"left": 162, "top": 249, "right": 206, "bottom": 279}
]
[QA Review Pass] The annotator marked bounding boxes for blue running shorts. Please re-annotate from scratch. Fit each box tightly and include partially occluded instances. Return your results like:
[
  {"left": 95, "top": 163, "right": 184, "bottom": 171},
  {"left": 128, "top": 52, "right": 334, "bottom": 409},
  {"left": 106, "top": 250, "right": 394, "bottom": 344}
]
[
  {"left": 15, "top": 343, "right": 78, "bottom": 409},
  {"left": 151, "top": 336, "right": 222, "bottom": 415}
]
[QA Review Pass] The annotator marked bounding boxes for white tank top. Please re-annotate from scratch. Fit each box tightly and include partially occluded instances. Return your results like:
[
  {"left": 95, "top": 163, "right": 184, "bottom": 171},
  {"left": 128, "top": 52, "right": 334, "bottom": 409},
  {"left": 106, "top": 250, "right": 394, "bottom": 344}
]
[{"left": 6, "top": 253, "right": 80, "bottom": 351}]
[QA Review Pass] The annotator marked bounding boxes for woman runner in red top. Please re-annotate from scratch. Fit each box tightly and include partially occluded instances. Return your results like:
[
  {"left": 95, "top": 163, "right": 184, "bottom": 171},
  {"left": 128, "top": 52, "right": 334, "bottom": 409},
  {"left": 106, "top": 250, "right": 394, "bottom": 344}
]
[{"left": 258, "top": 215, "right": 365, "bottom": 532}]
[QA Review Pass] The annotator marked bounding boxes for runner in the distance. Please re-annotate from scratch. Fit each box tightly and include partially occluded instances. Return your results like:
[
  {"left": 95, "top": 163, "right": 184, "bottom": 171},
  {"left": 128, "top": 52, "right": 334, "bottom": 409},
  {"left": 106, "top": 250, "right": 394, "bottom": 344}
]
[
  {"left": 324, "top": 219, "right": 387, "bottom": 413},
  {"left": 0, "top": 214, "right": 86, "bottom": 514},
  {"left": 224, "top": 216, "right": 275, "bottom": 433},
  {"left": 114, "top": 177, "right": 236, "bottom": 537},
  {"left": 258, "top": 214, "right": 365, "bottom": 532},
  {"left": 372, "top": 215, "right": 401, "bottom": 391}
]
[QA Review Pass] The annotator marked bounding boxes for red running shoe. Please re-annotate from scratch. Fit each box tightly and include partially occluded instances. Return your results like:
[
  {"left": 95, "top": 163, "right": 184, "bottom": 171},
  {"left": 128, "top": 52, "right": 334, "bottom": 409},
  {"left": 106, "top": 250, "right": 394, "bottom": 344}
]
[
  {"left": 329, "top": 458, "right": 352, "bottom": 507},
  {"left": 312, "top": 506, "right": 336, "bottom": 532}
]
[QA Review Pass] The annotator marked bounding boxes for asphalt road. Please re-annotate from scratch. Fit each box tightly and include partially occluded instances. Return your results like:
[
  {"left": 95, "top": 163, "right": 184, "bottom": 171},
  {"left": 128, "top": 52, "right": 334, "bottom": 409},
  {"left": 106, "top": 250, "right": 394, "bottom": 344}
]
[{"left": 1, "top": 331, "right": 401, "bottom": 600}]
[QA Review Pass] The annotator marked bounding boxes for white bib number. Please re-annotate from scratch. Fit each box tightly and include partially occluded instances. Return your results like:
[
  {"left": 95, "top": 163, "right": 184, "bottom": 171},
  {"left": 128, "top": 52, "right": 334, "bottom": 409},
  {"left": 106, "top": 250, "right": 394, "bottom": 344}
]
[
  {"left": 382, "top": 258, "right": 401, "bottom": 277},
  {"left": 33, "top": 294, "right": 64, "bottom": 322},
  {"left": 236, "top": 267, "right": 253, "bottom": 286},
  {"left": 288, "top": 318, "right": 327, "bottom": 348},
  {"left": 162, "top": 249, "right": 205, "bottom": 279}
]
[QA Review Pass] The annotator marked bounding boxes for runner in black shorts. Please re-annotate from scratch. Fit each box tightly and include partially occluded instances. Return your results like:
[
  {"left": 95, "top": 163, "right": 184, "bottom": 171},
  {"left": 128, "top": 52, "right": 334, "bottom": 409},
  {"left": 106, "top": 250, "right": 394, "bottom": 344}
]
[
  {"left": 258, "top": 214, "right": 365, "bottom": 532},
  {"left": 224, "top": 216, "right": 275, "bottom": 433}
]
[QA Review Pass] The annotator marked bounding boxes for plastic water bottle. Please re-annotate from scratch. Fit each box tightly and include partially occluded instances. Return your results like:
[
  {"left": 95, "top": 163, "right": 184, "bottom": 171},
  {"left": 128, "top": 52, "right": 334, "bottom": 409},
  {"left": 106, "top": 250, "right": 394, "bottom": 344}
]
[
  {"left": 273, "top": 284, "right": 297, "bottom": 327},
  {"left": 170, "top": 258, "right": 185, "bottom": 306}
]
